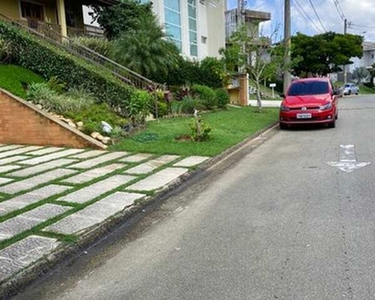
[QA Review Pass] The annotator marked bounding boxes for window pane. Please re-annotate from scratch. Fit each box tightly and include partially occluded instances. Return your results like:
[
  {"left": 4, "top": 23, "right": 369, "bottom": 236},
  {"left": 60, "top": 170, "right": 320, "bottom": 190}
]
[
  {"left": 165, "top": 23, "right": 182, "bottom": 41},
  {"left": 188, "top": 0, "right": 196, "bottom": 5},
  {"left": 190, "top": 44, "right": 198, "bottom": 57},
  {"left": 165, "top": 0, "right": 180, "bottom": 11},
  {"left": 189, "top": 30, "right": 197, "bottom": 43},
  {"left": 188, "top": 5, "right": 196, "bottom": 18},
  {"left": 288, "top": 81, "right": 329, "bottom": 96},
  {"left": 188, "top": 17, "right": 197, "bottom": 31},
  {"left": 165, "top": 9, "right": 181, "bottom": 26}
]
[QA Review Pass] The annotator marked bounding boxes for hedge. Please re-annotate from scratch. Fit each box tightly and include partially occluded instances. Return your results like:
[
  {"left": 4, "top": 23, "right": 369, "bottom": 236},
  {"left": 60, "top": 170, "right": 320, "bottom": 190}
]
[{"left": 0, "top": 21, "right": 136, "bottom": 117}]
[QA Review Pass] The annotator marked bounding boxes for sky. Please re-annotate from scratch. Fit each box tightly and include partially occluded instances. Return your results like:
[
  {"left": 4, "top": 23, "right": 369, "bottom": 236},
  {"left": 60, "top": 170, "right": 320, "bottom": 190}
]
[{"left": 227, "top": 0, "right": 375, "bottom": 42}]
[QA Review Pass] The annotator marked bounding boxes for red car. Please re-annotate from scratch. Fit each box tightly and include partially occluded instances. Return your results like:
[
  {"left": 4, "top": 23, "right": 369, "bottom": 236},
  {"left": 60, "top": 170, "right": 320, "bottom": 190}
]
[{"left": 279, "top": 78, "right": 339, "bottom": 129}]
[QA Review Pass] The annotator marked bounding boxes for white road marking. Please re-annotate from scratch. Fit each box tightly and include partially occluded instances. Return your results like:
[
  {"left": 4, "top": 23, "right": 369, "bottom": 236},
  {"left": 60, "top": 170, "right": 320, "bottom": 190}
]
[{"left": 328, "top": 144, "right": 371, "bottom": 173}]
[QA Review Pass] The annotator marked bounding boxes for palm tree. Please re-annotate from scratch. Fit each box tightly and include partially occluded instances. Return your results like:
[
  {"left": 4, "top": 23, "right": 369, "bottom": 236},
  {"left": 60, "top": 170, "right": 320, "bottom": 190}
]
[{"left": 113, "top": 16, "right": 180, "bottom": 79}]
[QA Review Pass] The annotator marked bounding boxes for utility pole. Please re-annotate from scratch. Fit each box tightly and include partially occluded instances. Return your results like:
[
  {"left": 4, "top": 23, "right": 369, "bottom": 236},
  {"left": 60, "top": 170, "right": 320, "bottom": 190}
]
[
  {"left": 283, "top": 0, "right": 291, "bottom": 94},
  {"left": 343, "top": 19, "right": 350, "bottom": 83}
]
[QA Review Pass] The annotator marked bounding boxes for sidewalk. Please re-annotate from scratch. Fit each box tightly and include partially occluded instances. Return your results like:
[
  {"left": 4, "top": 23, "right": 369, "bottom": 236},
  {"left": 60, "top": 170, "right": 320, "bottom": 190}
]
[
  {"left": 248, "top": 100, "right": 281, "bottom": 108},
  {"left": 0, "top": 145, "right": 209, "bottom": 287}
]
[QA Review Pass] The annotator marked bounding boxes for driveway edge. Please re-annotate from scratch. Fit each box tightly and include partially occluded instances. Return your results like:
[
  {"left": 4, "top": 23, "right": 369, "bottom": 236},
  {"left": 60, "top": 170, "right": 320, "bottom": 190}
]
[{"left": 0, "top": 122, "right": 279, "bottom": 300}]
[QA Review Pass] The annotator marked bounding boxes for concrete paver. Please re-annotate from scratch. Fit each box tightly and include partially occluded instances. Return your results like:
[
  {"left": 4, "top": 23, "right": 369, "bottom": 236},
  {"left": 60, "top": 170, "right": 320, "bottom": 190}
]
[
  {"left": 120, "top": 153, "right": 154, "bottom": 163},
  {"left": 69, "top": 150, "right": 107, "bottom": 159},
  {"left": 0, "top": 178, "right": 13, "bottom": 185},
  {"left": 125, "top": 155, "right": 180, "bottom": 175},
  {"left": 0, "top": 145, "right": 24, "bottom": 152},
  {"left": 27, "top": 147, "right": 64, "bottom": 156},
  {"left": 0, "top": 185, "right": 72, "bottom": 217},
  {"left": 0, "top": 169, "right": 76, "bottom": 194},
  {"left": 173, "top": 156, "right": 210, "bottom": 167},
  {"left": 9, "top": 159, "right": 77, "bottom": 177},
  {"left": 0, "top": 165, "right": 21, "bottom": 173},
  {"left": 127, "top": 167, "right": 188, "bottom": 191},
  {"left": 0, "top": 155, "right": 28, "bottom": 166},
  {"left": 0, "top": 236, "right": 59, "bottom": 282},
  {"left": 68, "top": 152, "right": 128, "bottom": 169},
  {"left": 0, "top": 204, "right": 70, "bottom": 241},
  {"left": 20, "top": 149, "right": 84, "bottom": 166},
  {"left": 45, "top": 192, "right": 144, "bottom": 235},
  {"left": 61, "top": 163, "right": 125, "bottom": 184},
  {"left": 58, "top": 175, "right": 136, "bottom": 204},
  {"left": 0, "top": 146, "right": 42, "bottom": 159}
]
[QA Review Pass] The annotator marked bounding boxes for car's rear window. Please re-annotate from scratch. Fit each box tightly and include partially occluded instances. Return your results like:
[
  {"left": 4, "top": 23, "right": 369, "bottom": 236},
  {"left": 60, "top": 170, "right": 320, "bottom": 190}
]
[{"left": 288, "top": 81, "right": 329, "bottom": 96}]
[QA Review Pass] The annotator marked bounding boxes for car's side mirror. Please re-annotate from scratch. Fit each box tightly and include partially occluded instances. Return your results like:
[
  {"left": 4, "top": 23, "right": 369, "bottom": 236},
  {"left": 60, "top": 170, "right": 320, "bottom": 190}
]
[
  {"left": 279, "top": 93, "right": 285, "bottom": 98},
  {"left": 332, "top": 90, "right": 338, "bottom": 95}
]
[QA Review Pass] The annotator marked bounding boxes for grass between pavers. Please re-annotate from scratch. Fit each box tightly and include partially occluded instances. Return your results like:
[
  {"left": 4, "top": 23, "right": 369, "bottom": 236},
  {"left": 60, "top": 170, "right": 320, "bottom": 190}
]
[
  {"left": 111, "top": 107, "right": 279, "bottom": 157},
  {"left": 0, "top": 153, "right": 186, "bottom": 249},
  {"left": 0, "top": 65, "right": 45, "bottom": 99}
]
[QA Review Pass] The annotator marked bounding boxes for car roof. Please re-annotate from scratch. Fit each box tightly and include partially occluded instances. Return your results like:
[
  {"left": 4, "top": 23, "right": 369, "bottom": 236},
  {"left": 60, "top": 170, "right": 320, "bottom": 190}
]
[{"left": 292, "top": 77, "right": 330, "bottom": 84}]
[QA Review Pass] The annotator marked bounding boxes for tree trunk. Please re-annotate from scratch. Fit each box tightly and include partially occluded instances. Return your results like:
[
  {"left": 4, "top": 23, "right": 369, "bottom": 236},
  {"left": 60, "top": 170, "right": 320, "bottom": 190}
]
[{"left": 255, "top": 79, "right": 263, "bottom": 112}]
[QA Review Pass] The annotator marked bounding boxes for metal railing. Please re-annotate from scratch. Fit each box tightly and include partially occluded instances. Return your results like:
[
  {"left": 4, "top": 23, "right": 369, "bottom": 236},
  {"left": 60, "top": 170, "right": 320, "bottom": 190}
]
[{"left": 0, "top": 13, "right": 163, "bottom": 90}]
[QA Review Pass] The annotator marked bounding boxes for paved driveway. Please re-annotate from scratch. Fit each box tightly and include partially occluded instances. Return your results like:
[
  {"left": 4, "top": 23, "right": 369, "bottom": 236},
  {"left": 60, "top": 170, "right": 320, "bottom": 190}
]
[{"left": 0, "top": 147, "right": 208, "bottom": 284}]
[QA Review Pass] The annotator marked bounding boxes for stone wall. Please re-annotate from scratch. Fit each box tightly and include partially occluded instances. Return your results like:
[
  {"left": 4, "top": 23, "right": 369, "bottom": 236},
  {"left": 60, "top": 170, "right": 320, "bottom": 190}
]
[{"left": 0, "top": 89, "right": 105, "bottom": 149}]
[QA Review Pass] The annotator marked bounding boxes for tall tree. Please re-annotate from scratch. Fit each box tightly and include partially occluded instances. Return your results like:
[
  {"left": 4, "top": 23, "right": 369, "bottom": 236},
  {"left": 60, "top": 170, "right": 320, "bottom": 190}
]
[
  {"left": 292, "top": 32, "right": 363, "bottom": 76},
  {"left": 90, "top": 0, "right": 152, "bottom": 40},
  {"left": 113, "top": 15, "right": 180, "bottom": 79},
  {"left": 352, "top": 66, "right": 369, "bottom": 84}
]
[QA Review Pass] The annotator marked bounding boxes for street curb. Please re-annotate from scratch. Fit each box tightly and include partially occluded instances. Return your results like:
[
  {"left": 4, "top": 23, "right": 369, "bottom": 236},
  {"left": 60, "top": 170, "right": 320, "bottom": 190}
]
[{"left": 0, "top": 122, "right": 279, "bottom": 299}]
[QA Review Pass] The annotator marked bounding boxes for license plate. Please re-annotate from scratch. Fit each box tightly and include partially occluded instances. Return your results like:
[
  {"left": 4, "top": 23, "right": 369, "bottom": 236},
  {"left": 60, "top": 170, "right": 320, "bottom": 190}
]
[{"left": 296, "top": 113, "right": 312, "bottom": 119}]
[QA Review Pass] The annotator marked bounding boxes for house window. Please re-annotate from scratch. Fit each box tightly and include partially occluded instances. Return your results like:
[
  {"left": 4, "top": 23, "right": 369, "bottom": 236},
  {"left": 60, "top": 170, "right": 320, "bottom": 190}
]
[
  {"left": 372, "top": 54, "right": 374, "bottom": 59},
  {"left": 20, "top": 1, "right": 44, "bottom": 21},
  {"left": 164, "top": 0, "right": 182, "bottom": 50},
  {"left": 188, "top": 0, "right": 198, "bottom": 57}
]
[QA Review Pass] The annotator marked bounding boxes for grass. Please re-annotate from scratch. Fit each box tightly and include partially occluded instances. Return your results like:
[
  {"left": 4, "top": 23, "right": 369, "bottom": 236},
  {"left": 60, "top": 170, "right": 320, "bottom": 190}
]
[
  {"left": 0, "top": 64, "right": 45, "bottom": 98},
  {"left": 111, "top": 107, "right": 279, "bottom": 157},
  {"left": 249, "top": 80, "right": 282, "bottom": 101},
  {"left": 359, "top": 84, "right": 375, "bottom": 95}
]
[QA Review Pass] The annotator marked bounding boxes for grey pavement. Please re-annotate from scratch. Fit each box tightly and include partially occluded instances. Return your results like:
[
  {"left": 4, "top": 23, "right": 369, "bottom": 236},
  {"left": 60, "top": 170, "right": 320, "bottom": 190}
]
[
  {"left": 13, "top": 95, "right": 375, "bottom": 300},
  {"left": 248, "top": 99, "right": 281, "bottom": 107}
]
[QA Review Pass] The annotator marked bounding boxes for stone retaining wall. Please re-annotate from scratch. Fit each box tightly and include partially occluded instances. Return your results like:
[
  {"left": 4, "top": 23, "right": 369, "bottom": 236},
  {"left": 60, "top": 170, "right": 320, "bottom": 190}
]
[{"left": 0, "top": 89, "right": 105, "bottom": 149}]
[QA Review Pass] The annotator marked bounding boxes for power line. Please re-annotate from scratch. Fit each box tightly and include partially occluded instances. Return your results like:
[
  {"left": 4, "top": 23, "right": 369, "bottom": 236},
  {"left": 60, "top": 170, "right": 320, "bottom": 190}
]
[
  {"left": 332, "top": 0, "right": 346, "bottom": 21},
  {"left": 292, "top": 0, "right": 324, "bottom": 34},
  {"left": 307, "top": 0, "right": 327, "bottom": 32}
]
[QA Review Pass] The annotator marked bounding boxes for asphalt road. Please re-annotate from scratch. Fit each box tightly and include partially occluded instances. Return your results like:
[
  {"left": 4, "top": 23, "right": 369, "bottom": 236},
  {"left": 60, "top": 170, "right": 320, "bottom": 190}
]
[{"left": 12, "top": 95, "right": 375, "bottom": 300}]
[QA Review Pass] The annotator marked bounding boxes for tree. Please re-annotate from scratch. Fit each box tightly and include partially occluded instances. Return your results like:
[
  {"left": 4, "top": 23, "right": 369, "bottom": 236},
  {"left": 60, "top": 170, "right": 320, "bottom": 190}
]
[
  {"left": 352, "top": 66, "right": 369, "bottom": 84},
  {"left": 226, "top": 24, "right": 282, "bottom": 110},
  {"left": 112, "top": 15, "right": 180, "bottom": 79},
  {"left": 90, "top": 0, "right": 152, "bottom": 40},
  {"left": 292, "top": 32, "right": 363, "bottom": 77}
]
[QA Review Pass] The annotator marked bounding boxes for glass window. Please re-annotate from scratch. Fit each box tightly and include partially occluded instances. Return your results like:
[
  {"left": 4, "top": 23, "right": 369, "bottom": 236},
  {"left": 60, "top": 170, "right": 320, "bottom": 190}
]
[
  {"left": 189, "top": 31, "right": 197, "bottom": 43},
  {"left": 165, "top": 0, "right": 180, "bottom": 11},
  {"left": 190, "top": 44, "right": 198, "bottom": 57},
  {"left": 20, "top": 1, "right": 44, "bottom": 21},
  {"left": 165, "top": 23, "right": 182, "bottom": 40},
  {"left": 288, "top": 81, "right": 329, "bottom": 96},
  {"left": 165, "top": 10, "right": 181, "bottom": 26},
  {"left": 188, "top": 17, "right": 197, "bottom": 31}
]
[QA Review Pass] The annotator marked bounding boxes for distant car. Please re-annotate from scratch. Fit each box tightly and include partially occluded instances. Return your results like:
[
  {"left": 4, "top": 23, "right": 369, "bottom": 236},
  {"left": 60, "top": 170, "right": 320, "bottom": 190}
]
[
  {"left": 279, "top": 78, "right": 339, "bottom": 129},
  {"left": 343, "top": 83, "right": 359, "bottom": 95}
]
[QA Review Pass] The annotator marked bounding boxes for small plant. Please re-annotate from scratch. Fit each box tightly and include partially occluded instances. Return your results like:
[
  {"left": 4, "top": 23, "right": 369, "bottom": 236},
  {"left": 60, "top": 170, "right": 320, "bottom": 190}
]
[
  {"left": 47, "top": 76, "right": 66, "bottom": 93},
  {"left": 126, "top": 90, "right": 152, "bottom": 126},
  {"left": 190, "top": 110, "right": 212, "bottom": 142}
]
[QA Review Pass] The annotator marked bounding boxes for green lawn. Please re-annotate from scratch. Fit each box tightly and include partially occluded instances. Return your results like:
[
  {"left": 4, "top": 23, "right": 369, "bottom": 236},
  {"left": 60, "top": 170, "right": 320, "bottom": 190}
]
[
  {"left": 359, "top": 84, "right": 375, "bottom": 95},
  {"left": 111, "top": 107, "right": 279, "bottom": 157},
  {"left": 0, "top": 64, "right": 45, "bottom": 98}
]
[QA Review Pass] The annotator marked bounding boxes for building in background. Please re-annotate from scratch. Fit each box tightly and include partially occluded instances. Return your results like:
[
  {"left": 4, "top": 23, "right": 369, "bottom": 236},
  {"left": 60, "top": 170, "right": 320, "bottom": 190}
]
[
  {"left": 225, "top": 9, "right": 271, "bottom": 41},
  {"left": 84, "top": 0, "right": 226, "bottom": 60}
]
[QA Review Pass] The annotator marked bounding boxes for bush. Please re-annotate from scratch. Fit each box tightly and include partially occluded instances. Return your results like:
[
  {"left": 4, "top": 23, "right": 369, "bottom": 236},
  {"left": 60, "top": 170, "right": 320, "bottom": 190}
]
[
  {"left": 27, "top": 83, "right": 94, "bottom": 115},
  {"left": 71, "top": 36, "right": 113, "bottom": 58},
  {"left": 191, "top": 84, "right": 216, "bottom": 110},
  {"left": 364, "top": 81, "right": 374, "bottom": 88},
  {"left": 126, "top": 90, "right": 152, "bottom": 125},
  {"left": 0, "top": 38, "right": 11, "bottom": 63},
  {"left": 0, "top": 21, "right": 136, "bottom": 118},
  {"left": 190, "top": 115, "right": 212, "bottom": 142},
  {"left": 215, "top": 88, "right": 230, "bottom": 108}
]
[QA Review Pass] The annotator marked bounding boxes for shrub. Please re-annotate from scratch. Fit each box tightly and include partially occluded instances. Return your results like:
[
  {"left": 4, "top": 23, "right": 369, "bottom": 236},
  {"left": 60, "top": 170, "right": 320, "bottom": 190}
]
[
  {"left": 71, "top": 36, "right": 113, "bottom": 58},
  {"left": 215, "top": 88, "right": 230, "bottom": 108},
  {"left": 27, "top": 83, "right": 94, "bottom": 115},
  {"left": 0, "top": 38, "right": 11, "bottom": 63},
  {"left": 191, "top": 84, "right": 216, "bottom": 110},
  {"left": 0, "top": 21, "right": 136, "bottom": 117},
  {"left": 126, "top": 90, "right": 152, "bottom": 125}
]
